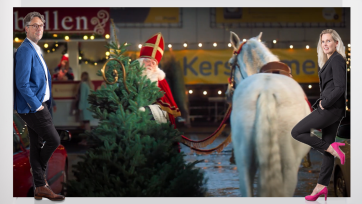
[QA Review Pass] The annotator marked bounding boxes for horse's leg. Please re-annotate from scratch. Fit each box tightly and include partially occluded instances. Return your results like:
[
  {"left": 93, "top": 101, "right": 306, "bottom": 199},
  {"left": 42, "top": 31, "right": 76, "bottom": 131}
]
[
  {"left": 233, "top": 135, "right": 255, "bottom": 197},
  {"left": 302, "top": 151, "right": 311, "bottom": 168}
]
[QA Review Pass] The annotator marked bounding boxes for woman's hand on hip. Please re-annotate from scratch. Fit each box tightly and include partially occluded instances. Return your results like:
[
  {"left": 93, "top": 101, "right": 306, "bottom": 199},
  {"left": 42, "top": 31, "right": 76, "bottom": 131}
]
[{"left": 319, "top": 100, "right": 324, "bottom": 110}]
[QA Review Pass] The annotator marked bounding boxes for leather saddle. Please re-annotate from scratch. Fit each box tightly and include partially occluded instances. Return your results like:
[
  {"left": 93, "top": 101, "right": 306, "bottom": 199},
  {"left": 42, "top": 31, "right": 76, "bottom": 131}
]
[{"left": 259, "top": 61, "right": 292, "bottom": 77}]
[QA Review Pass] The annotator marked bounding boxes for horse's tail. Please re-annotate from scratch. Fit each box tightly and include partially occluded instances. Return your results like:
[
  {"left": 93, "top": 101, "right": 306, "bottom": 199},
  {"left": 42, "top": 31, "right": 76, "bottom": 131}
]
[{"left": 255, "top": 89, "right": 284, "bottom": 196}]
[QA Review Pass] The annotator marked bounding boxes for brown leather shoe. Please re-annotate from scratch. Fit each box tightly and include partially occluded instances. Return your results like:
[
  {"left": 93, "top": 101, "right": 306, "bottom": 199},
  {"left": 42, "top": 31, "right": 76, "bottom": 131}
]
[{"left": 34, "top": 185, "right": 65, "bottom": 201}]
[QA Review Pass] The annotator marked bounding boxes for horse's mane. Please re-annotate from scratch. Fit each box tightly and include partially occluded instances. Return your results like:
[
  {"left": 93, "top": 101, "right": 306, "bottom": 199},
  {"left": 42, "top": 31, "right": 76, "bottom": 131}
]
[{"left": 237, "top": 38, "right": 279, "bottom": 76}]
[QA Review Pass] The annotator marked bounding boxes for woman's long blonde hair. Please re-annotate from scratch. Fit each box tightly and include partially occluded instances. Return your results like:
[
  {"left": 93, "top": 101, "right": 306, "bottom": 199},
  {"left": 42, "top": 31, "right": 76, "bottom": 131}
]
[
  {"left": 75, "top": 72, "right": 94, "bottom": 96},
  {"left": 317, "top": 29, "right": 346, "bottom": 68},
  {"left": 81, "top": 72, "right": 94, "bottom": 90}
]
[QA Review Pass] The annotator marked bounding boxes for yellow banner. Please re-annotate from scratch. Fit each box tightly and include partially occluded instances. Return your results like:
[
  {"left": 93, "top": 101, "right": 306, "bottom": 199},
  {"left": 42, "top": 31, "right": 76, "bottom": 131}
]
[
  {"left": 123, "top": 48, "right": 319, "bottom": 84},
  {"left": 216, "top": 8, "right": 343, "bottom": 23},
  {"left": 145, "top": 8, "right": 179, "bottom": 23}
]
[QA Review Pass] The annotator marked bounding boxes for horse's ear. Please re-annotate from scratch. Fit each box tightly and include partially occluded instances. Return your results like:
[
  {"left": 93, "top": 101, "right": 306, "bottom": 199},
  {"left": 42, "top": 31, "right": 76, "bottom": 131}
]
[
  {"left": 230, "top": 31, "right": 240, "bottom": 50},
  {"left": 257, "top": 32, "right": 263, "bottom": 41}
]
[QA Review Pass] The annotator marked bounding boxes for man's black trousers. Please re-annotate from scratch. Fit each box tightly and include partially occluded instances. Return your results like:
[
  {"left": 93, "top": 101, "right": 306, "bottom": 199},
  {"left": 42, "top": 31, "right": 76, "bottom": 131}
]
[
  {"left": 291, "top": 105, "right": 342, "bottom": 186},
  {"left": 18, "top": 102, "right": 60, "bottom": 187}
]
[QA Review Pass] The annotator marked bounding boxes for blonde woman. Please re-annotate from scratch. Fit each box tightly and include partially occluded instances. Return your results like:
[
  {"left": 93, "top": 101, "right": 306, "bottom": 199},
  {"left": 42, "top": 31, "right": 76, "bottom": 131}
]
[
  {"left": 77, "top": 72, "right": 94, "bottom": 145},
  {"left": 291, "top": 29, "right": 347, "bottom": 201}
]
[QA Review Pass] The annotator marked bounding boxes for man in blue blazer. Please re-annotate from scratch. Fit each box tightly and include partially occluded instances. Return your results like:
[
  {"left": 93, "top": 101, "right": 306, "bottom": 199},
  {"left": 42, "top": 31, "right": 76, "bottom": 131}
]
[{"left": 14, "top": 11, "right": 65, "bottom": 201}]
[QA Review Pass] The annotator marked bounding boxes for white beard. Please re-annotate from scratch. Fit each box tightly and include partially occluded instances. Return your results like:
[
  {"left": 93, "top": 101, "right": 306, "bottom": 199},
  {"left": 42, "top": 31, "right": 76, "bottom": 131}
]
[{"left": 138, "top": 58, "right": 166, "bottom": 85}]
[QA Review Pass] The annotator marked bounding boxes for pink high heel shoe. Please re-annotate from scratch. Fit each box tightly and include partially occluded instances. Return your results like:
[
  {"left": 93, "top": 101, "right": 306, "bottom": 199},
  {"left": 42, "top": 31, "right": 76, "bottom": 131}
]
[
  {"left": 305, "top": 186, "right": 328, "bottom": 201},
  {"left": 331, "top": 142, "right": 346, "bottom": 165}
]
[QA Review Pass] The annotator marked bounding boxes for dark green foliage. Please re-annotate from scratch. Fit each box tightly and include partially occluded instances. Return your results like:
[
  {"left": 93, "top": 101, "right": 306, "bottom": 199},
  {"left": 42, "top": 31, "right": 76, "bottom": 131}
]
[{"left": 66, "top": 42, "right": 207, "bottom": 197}]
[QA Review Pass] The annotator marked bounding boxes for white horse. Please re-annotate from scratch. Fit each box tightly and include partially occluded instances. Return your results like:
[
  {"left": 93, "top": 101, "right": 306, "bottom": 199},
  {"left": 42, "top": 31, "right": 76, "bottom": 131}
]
[{"left": 227, "top": 31, "right": 311, "bottom": 197}]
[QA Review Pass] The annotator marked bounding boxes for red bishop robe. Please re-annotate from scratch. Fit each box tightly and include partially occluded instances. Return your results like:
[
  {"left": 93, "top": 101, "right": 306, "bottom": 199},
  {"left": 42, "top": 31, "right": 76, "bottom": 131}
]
[{"left": 156, "top": 78, "right": 181, "bottom": 128}]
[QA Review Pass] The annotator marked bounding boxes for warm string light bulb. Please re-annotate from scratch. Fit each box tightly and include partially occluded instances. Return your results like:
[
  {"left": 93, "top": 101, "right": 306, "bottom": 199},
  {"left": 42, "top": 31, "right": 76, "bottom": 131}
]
[
  {"left": 213, "top": 42, "right": 217, "bottom": 47},
  {"left": 168, "top": 44, "right": 172, "bottom": 48},
  {"left": 138, "top": 44, "right": 142, "bottom": 49},
  {"left": 198, "top": 43, "right": 202, "bottom": 47},
  {"left": 183, "top": 43, "right": 187, "bottom": 48},
  {"left": 203, "top": 91, "right": 207, "bottom": 95},
  {"left": 228, "top": 43, "right": 232, "bottom": 47},
  {"left": 273, "top": 40, "right": 277, "bottom": 44},
  {"left": 105, "top": 34, "right": 110, "bottom": 39},
  {"left": 306, "top": 45, "right": 310, "bottom": 49},
  {"left": 290, "top": 45, "right": 293, "bottom": 49},
  {"left": 189, "top": 90, "right": 193, "bottom": 94},
  {"left": 65, "top": 36, "right": 69, "bottom": 40},
  {"left": 83, "top": 35, "right": 88, "bottom": 40}
]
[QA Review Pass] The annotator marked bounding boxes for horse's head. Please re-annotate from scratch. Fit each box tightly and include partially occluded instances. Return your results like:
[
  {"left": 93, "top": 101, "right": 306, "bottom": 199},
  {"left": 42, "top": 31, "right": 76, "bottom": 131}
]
[{"left": 225, "top": 31, "right": 279, "bottom": 103}]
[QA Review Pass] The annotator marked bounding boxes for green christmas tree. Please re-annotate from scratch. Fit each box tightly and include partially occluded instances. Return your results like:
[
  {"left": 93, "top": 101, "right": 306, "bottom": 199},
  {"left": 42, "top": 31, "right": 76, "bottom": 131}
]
[{"left": 65, "top": 42, "right": 207, "bottom": 197}]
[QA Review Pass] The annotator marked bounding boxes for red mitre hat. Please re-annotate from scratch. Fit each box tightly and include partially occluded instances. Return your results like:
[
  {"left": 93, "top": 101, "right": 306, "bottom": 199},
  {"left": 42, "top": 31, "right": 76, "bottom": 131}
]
[{"left": 140, "top": 33, "right": 164, "bottom": 64}]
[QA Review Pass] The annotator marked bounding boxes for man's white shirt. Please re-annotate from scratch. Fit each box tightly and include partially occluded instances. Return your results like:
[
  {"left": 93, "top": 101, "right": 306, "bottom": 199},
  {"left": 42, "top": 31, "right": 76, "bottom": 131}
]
[{"left": 27, "top": 38, "right": 50, "bottom": 111}]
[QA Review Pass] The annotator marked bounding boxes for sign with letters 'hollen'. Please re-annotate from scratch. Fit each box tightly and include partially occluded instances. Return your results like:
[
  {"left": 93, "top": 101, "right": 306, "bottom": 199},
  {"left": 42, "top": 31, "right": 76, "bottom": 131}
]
[{"left": 13, "top": 8, "right": 110, "bottom": 37}]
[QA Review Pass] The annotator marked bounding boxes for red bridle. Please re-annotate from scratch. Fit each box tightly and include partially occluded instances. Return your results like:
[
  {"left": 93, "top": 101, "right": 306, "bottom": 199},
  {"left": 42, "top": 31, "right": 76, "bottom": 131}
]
[{"left": 229, "top": 41, "right": 247, "bottom": 89}]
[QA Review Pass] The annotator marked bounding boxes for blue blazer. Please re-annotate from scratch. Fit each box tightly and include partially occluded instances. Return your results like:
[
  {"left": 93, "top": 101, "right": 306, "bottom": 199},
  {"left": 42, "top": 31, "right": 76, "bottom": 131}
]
[{"left": 14, "top": 38, "right": 52, "bottom": 114}]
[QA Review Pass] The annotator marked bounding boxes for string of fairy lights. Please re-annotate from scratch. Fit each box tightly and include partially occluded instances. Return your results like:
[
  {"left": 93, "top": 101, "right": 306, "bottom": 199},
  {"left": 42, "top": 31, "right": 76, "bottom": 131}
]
[{"left": 13, "top": 33, "right": 352, "bottom": 72}]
